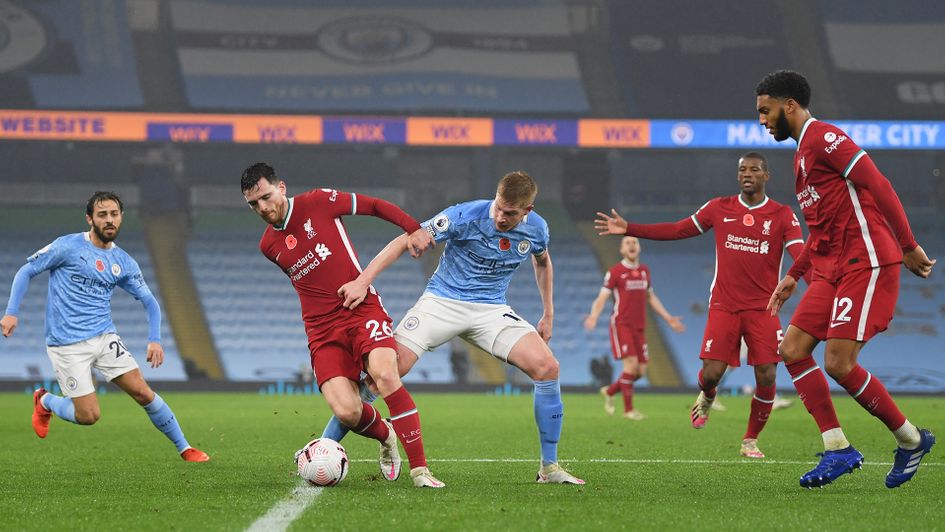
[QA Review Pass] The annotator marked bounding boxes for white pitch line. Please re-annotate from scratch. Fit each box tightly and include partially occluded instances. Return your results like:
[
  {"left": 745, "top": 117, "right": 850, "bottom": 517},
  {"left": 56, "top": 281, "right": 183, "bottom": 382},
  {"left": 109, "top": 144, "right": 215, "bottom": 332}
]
[
  {"left": 246, "top": 483, "right": 322, "bottom": 532},
  {"left": 348, "top": 457, "right": 944, "bottom": 467}
]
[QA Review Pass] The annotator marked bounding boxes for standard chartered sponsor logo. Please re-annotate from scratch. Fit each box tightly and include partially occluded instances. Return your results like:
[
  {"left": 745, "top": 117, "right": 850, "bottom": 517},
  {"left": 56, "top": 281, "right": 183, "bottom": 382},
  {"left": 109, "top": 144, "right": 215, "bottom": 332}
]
[
  {"left": 725, "top": 234, "right": 769, "bottom": 254},
  {"left": 796, "top": 185, "right": 820, "bottom": 209},
  {"left": 286, "top": 245, "right": 332, "bottom": 281}
]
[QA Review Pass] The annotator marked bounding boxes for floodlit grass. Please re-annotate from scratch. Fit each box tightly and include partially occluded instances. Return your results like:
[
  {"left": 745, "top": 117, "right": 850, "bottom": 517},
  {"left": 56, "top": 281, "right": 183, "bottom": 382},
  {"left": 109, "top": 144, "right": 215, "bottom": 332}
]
[{"left": 1, "top": 391, "right": 943, "bottom": 530}]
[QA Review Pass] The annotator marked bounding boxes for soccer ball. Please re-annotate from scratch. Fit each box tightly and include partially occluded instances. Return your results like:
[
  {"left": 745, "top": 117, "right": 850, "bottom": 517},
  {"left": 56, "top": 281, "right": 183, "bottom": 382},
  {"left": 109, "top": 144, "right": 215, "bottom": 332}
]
[{"left": 296, "top": 438, "right": 349, "bottom": 486}]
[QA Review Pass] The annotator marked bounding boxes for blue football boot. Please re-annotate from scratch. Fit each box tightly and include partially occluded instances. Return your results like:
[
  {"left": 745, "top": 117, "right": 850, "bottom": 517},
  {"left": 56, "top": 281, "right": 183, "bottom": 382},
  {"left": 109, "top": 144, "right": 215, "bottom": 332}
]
[
  {"left": 799, "top": 446, "right": 864, "bottom": 488},
  {"left": 886, "top": 429, "right": 935, "bottom": 489}
]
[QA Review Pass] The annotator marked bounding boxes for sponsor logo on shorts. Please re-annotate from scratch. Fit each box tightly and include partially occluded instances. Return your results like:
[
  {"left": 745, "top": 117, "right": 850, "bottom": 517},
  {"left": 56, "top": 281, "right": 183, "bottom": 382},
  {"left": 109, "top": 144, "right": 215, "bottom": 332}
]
[
  {"left": 111, "top": 263, "right": 121, "bottom": 276},
  {"left": 66, "top": 377, "right": 78, "bottom": 391},
  {"left": 403, "top": 316, "right": 420, "bottom": 330},
  {"left": 517, "top": 240, "right": 531, "bottom": 254}
]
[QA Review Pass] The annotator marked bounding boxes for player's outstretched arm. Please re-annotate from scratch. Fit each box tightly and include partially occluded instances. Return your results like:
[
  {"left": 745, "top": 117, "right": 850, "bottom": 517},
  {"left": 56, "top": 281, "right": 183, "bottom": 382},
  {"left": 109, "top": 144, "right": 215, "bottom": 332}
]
[
  {"left": 353, "top": 195, "right": 431, "bottom": 257},
  {"left": 584, "top": 288, "right": 611, "bottom": 330},
  {"left": 595, "top": 209, "right": 629, "bottom": 235},
  {"left": 767, "top": 275, "right": 798, "bottom": 316},
  {"left": 903, "top": 244, "right": 936, "bottom": 279},
  {"left": 648, "top": 291, "right": 686, "bottom": 332},
  {"left": 339, "top": 233, "right": 411, "bottom": 309},
  {"left": 2, "top": 263, "right": 38, "bottom": 337},
  {"left": 533, "top": 251, "right": 554, "bottom": 342}
]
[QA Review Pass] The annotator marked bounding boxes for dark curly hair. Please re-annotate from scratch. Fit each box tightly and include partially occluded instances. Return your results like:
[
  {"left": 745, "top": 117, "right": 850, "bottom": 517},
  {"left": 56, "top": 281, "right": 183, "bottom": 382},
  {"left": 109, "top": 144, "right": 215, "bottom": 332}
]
[
  {"left": 241, "top": 162, "right": 277, "bottom": 192},
  {"left": 86, "top": 191, "right": 123, "bottom": 217},
  {"left": 755, "top": 70, "right": 811, "bottom": 108}
]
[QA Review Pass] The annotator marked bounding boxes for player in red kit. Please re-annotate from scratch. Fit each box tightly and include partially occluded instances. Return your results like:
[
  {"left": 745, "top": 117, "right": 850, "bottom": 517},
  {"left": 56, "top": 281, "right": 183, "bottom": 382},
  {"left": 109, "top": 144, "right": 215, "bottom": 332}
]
[
  {"left": 596, "top": 152, "right": 805, "bottom": 458},
  {"left": 584, "top": 236, "right": 685, "bottom": 420},
  {"left": 240, "top": 163, "right": 445, "bottom": 488},
  {"left": 756, "top": 70, "right": 936, "bottom": 489}
]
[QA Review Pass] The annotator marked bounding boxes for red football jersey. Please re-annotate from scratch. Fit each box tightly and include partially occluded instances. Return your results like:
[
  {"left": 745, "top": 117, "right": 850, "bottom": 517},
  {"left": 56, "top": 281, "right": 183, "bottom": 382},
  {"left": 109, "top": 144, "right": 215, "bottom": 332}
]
[
  {"left": 692, "top": 196, "right": 804, "bottom": 312},
  {"left": 793, "top": 119, "right": 910, "bottom": 281},
  {"left": 259, "top": 189, "right": 384, "bottom": 322},
  {"left": 603, "top": 261, "right": 651, "bottom": 327}
]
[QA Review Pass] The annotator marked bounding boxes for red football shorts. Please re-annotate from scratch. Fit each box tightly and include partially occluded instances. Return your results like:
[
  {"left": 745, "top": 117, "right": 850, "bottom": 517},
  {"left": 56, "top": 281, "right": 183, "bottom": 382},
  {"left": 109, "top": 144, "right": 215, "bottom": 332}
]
[
  {"left": 790, "top": 264, "right": 899, "bottom": 342},
  {"left": 609, "top": 321, "right": 648, "bottom": 362},
  {"left": 699, "top": 309, "right": 782, "bottom": 366},
  {"left": 304, "top": 299, "right": 397, "bottom": 388}
]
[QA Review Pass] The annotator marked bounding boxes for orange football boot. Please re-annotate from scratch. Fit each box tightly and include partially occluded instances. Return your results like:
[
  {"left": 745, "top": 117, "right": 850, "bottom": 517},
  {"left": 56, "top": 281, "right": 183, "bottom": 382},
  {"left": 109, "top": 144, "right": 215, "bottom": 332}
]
[
  {"left": 181, "top": 447, "right": 210, "bottom": 462},
  {"left": 32, "top": 388, "right": 52, "bottom": 438}
]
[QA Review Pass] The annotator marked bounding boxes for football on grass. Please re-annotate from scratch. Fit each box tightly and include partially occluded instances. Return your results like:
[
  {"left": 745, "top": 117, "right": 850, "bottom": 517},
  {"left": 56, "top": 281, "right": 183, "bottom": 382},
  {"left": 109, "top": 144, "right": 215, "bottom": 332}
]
[{"left": 296, "top": 438, "right": 349, "bottom": 486}]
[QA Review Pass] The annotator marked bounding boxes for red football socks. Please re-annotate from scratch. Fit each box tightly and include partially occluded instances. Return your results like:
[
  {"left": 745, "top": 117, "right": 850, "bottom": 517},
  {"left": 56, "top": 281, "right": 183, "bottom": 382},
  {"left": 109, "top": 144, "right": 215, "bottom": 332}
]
[
  {"left": 838, "top": 365, "right": 906, "bottom": 430},
  {"left": 744, "top": 384, "right": 775, "bottom": 440},
  {"left": 786, "top": 356, "right": 841, "bottom": 432},
  {"left": 384, "top": 386, "right": 427, "bottom": 469}
]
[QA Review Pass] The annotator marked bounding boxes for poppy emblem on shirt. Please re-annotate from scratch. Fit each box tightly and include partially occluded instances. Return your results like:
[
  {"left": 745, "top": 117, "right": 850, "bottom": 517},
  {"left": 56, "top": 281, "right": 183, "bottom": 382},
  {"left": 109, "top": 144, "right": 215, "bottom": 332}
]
[
  {"left": 742, "top": 214, "right": 755, "bottom": 227},
  {"left": 111, "top": 264, "right": 121, "bottom": 276},
  {"left": 95, "top": 259, "right": 105, "bottom": 272},
  {"left": 498, "top": 237, "right": 511, "bottom": 251},
  {"left": 285, "top": 235, "right": 298, "bottom": 250}
]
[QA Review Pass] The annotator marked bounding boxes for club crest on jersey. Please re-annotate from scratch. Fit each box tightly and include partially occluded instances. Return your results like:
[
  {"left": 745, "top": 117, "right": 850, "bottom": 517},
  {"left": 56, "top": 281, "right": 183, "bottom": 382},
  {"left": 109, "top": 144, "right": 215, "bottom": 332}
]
[
  {"left": 95, "top": 259, "right": 105, "bottom": 272},
  {"left": 111, "top": 263, "right": 121, "bottom": 276},
  {"left": 742, "top": 214, "right": 755, "bottom": 227},
  {"left": 705, "top": 339, "right": 713, "bottom": 352},
  {"left": 517, "top": 240, "right": 531, "bottom": 254},
  {"left": 498, "top": 237, "right": 511, "bottom": 251},
  {"left": 762, "top": 219, "right": 772, "bottom": 235},
  {"left": 799, "top": 156, "right": 808, "bottom": 179},
  {"left": 432, "top": 214, "right": 450, "bottom": 234},
  {"left": 304, "top": 218, "right": 316, "bottom": 239},
  {"left": 285, "top": 234, "right": 298, "bottom": 250}
]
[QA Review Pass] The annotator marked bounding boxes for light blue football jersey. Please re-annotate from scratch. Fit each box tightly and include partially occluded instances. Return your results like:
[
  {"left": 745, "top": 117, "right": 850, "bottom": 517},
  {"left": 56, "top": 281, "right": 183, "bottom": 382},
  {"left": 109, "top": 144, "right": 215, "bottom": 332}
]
[
  {"left": 423, "top": 199, "right": 549, "bottom": 304},
  {"left": 25, "top": 232, "right": 154, "bottom": 346}
]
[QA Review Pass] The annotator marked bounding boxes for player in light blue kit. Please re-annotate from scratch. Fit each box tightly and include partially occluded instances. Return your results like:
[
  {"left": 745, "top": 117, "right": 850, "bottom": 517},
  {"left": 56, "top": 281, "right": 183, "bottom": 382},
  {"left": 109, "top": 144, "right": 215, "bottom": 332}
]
[
  {"left": 323, "top": 171, "right": 583, "bottom": 484},
  {"left": 1, "top": 191, "right": 209, "bottom": 462}
]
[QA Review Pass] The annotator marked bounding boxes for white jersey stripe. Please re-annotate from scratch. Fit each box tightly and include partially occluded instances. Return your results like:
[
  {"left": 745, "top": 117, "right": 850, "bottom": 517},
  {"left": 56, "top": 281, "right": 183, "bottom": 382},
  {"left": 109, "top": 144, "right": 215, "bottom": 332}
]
[
  {"left": 785, "top": 239, "right": 805, "bottom": 247},
  {"left": 856, "top": 267, "right": 881, "bottom": 341},
  {"left": 844, "top": 180, "right": 880, "bottom": 268},
  {"left": 690, "top": 215, "right": 705, "bottom": 234},
  {"left": 351, "top": 192, "right": 357, "bottom": 215},
  {"left": 842, "top": 150, "right": 866, "bottom": 178},
  {"left": 334, "top": 218, "right": 363, "bottom": 273}
]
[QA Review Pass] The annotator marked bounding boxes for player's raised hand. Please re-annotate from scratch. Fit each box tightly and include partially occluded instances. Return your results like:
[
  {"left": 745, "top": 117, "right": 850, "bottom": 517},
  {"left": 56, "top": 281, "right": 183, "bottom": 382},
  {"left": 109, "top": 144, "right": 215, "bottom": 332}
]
[
  {"left": 582, "top": 315, "right": 597, "bottom": 330},
  {"left": 1, "top": 315, "right": 17, "bottom": 337},
  {"left": 406, "top": 228, "right": 434, "bottom": 258},
  {"left": 595, "top": 209, "right": 629, "bottom": 236},
  {"left": 767, "top": 275, "right": 798, "bottom": 316},
  {"left": 666, "top": 315, "right": 686, "bottom": 332},
  {"left": 146, "top": 342, "right": 164, "bottom": 368},
  {"left": 903, "top": 245, "right": 936, "bottom": 279},
  {"left": 338, "top": 278, "right": 369, "bottom": 309}
]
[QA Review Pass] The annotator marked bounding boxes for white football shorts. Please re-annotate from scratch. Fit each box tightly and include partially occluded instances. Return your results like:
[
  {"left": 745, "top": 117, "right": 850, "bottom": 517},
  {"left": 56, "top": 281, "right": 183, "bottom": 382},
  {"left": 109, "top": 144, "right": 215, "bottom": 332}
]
[
  {"left": 46, "top": 332, "right": 139, "bottom": 397},
  {"left": 394, "top": 293, "right": 536, "bottom": 361}
]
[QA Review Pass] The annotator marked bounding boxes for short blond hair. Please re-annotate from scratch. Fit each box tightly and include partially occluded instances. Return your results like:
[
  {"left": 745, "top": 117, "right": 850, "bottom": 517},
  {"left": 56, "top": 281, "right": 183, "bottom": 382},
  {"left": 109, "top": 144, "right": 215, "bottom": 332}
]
[{"left": 497, "top": 171, "right": 538, "bottom": 207}]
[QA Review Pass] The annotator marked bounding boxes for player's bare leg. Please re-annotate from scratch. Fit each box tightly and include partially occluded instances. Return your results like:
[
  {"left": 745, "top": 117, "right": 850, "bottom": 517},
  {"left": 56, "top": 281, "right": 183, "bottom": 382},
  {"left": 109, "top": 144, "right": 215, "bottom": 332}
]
[
  {"left": 367, "top": 346, "right": 443, "bottom": 488},
  {"left": 822, "top": 338, "right": 933, "bottom": 488},
  {"left": 508, "top": 332, "right": 584, "bottom": 485},
  {"left": 113, "top": 369, "right": 209, "bottom": 462},
  {"left": 741, "top": 363, "right": 776, "bottom": 458},
  {"left": 691, "top": 359, "right": 726, "bottom": 429}
]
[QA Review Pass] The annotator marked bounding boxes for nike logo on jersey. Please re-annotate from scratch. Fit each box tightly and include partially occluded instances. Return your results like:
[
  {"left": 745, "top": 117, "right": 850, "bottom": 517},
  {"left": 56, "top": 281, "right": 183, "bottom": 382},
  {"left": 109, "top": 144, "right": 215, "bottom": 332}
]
[
  {"left": 829, "top": 321, "right": 847, "bottom": 328},
  {"left": 275, "top": 252, "right": 282, "bottom": 261},
  {"left": 723, "top": 217, "right": 737, "bottom": 222}
]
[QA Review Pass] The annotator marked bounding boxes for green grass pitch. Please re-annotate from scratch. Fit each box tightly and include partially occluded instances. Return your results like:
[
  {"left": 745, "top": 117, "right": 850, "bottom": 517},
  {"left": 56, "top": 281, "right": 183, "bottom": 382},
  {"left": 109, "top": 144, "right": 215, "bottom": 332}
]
[{"left": 1, "top": 391, "right": 942, "bottom": 530}]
